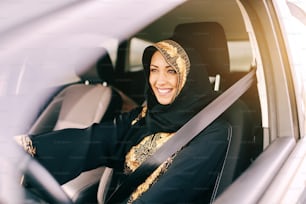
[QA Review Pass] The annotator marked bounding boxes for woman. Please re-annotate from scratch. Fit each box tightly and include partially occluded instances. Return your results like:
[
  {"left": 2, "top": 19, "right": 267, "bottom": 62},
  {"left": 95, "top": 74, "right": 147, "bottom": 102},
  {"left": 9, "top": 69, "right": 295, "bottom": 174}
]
[{"left": 17, "top": 39, "right": 230, "bottom": 203}]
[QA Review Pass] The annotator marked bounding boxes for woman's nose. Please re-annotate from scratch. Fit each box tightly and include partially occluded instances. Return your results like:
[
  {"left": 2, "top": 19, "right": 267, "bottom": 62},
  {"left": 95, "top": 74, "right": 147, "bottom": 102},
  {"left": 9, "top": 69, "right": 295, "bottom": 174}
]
[{"left": 156, "top": 71, "right": 167, "bottom": 84}]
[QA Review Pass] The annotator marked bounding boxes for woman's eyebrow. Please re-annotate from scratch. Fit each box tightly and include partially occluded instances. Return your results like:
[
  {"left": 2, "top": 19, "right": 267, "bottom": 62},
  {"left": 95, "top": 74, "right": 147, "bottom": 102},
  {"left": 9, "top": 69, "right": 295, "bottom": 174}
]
[
  {"left": 149, "top": 64, "right": 172, "bottom": 68},
  {"left": 150, "top": 64, "right": 158, "bottom": 67}
]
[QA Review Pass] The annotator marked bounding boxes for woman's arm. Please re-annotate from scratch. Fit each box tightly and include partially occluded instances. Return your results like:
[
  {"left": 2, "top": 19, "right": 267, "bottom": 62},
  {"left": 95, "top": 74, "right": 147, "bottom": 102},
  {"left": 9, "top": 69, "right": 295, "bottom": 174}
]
[
  {"left": 15, "top": 107, "right": 142, "bottom": 185},
  {"left": 30, "top": 125, "right": 114, "bottom": 184}
]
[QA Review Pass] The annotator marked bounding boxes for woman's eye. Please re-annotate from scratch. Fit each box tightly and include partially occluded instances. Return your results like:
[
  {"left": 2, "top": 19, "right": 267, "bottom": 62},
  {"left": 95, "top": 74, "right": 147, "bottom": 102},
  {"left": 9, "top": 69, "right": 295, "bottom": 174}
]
[
  {"left": 168, "top": 69, "right": 177, "bottom": 74},
  {"left": 150, "top": 68, "right": 158, "bottom": 73}
]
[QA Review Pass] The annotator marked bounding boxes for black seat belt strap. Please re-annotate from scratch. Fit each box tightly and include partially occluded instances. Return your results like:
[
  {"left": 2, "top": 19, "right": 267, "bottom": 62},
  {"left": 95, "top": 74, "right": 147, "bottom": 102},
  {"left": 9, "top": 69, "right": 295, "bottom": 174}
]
[{"left": 106, "top": 68, "right": 256, "bottom": 204}]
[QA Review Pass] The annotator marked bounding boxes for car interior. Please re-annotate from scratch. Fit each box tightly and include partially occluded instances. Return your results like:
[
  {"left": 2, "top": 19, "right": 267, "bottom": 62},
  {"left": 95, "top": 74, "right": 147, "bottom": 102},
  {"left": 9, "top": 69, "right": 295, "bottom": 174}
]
[
  {"left": 28, "top": 48, "right": 138, "bottom": 203},
  {"left": 22, "top": 1, "right": 265, "bottom": 203}
]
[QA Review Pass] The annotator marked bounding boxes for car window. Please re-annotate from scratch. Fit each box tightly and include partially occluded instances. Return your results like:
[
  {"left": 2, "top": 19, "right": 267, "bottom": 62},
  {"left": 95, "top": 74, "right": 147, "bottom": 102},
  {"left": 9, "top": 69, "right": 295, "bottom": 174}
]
[
  {"left": 287, "top": 0, "right": 306, "bottom": 24},
  {"left": 228, "top": 40, "right": 253, "bottom": 72},
  {"left": 128, "top": 37, "right": 152, "bottom": 72},
  {"left": 274, "top": 0, "right": 306, "bottom": 136}
]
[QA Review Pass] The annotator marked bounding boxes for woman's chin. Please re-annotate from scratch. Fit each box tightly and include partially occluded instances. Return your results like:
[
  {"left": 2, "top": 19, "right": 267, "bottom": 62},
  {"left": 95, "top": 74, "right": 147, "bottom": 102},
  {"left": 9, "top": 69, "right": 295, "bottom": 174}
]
[{"left": 156, "top": 97, "right": 173, "bottom": 105}]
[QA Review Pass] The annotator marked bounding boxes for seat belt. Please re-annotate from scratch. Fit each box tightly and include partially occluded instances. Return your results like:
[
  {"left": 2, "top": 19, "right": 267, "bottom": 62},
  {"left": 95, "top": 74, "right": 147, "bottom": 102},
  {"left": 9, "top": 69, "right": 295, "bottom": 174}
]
[{"left": 106, "top": 68, "right": 256, "bottom": 204}]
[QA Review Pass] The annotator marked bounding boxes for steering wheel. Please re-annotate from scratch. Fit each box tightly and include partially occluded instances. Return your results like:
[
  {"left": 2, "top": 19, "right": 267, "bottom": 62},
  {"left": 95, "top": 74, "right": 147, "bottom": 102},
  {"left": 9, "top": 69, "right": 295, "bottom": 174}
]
[{"left": 0, "top": 141, "right": 73, "bottom": 204}]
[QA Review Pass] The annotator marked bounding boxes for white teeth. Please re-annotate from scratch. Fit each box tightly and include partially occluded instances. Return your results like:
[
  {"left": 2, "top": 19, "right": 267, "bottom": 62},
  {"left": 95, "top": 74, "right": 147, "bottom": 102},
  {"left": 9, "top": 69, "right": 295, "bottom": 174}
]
[{"left": 158, "top": 88, "right": 170, "bottom": 94}]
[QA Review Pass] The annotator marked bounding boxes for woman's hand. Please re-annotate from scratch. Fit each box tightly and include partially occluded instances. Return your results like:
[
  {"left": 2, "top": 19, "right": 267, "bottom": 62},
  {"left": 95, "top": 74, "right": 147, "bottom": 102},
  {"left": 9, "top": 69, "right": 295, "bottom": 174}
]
[{"left": 14, "top": 135, "right": 36, "bottom": 157}]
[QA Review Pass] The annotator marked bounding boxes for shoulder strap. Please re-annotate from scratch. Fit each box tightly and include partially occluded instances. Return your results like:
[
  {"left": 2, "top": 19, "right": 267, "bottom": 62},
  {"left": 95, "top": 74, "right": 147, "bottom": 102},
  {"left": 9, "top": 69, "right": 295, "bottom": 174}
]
[{"left": 106, "top": 68, "right": 256, "bottom": 204}]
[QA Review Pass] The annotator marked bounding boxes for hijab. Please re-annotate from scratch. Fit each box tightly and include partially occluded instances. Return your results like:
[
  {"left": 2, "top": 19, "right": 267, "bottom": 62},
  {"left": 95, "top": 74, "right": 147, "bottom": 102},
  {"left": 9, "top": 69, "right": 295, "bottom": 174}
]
[{"left": 142, "top": 39, "right": 218, "bottom": 133}]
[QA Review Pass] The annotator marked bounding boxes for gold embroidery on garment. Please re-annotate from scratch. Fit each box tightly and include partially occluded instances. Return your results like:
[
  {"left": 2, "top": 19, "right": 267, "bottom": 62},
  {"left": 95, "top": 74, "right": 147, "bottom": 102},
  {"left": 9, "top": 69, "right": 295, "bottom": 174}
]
[
  {"left": 127, "top": 156, "right": 175, "bottom": 204},
  {"left": 17, "top": 135, "right": 36, "bottom": 157},
  {"left": 124, "top": 132, "right": 175, "bottom": 203},
  {"left": 131, "top": 106, "right": 147, "bottom": 126}
]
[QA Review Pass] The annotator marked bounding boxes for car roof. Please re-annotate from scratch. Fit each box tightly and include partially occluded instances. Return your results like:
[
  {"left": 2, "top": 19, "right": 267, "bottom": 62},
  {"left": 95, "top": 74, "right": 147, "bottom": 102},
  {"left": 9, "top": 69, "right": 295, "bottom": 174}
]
[{"left": 137, "top": 0, "right": 248, "bottom": 42}]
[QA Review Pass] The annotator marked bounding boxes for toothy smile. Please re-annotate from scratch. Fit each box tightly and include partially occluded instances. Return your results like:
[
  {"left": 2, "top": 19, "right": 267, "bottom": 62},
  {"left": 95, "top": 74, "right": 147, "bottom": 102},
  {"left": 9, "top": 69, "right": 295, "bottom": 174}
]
[{"left": 157, "top": 88, "right": 172, "bottom": 95}]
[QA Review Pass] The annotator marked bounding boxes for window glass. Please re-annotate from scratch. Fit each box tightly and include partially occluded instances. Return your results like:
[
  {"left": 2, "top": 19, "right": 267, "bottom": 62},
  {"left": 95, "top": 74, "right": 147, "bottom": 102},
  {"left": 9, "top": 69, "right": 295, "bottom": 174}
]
[
  {"left": 129, "top": 38, "right": 152, "bottom": 72},
  {"left": 228, "top": 41, "right": 253, "bottom": 72},
  {"left": 273, "top": 0, "right": 306, "bottom": 136}
]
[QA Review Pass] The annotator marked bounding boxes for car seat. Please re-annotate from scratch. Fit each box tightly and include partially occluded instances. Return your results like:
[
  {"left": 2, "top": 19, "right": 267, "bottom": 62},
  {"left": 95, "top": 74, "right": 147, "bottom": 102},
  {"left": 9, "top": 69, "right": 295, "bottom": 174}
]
[
  {"left": 172, "top": 22, "right": 262, "bottom": 201},
  {"left": 29, "top": 48, "right": 138, "bottom": 204}
]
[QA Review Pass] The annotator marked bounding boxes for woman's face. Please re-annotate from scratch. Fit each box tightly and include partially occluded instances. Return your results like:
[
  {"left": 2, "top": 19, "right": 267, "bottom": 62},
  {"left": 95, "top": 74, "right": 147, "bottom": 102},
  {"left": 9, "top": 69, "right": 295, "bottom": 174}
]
[{"left": 149, "top": 51, "right": 179, "bottom": 105}]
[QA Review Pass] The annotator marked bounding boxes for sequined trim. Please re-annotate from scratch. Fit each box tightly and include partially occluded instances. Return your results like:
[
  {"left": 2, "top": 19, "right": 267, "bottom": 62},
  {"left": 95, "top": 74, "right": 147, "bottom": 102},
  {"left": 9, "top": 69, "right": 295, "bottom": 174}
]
[
  {"left": 15, "top": 135, "right": 36, "bottom": 157},
  {"left": 127, "top": 155, "right": 175, "bottom": 204},
  {"left": 131, "top": 106, "right": 147, "bottom": 126},
  {"left": 125, "top": 132, "right": 175, "bottom": 203}
]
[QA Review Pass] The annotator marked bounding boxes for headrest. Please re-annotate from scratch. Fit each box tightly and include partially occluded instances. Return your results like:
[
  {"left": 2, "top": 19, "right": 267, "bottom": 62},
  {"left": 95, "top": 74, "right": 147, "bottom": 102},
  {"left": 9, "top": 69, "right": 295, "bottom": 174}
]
[
  {"left": 172, "top": 22, "right": 230, "bottom": 76},
  {"left": 96, "top": 52, "right": 114, "bottom": 84},
  {"left": 77, "top": 48, "right": 114, "bottom": 85}
]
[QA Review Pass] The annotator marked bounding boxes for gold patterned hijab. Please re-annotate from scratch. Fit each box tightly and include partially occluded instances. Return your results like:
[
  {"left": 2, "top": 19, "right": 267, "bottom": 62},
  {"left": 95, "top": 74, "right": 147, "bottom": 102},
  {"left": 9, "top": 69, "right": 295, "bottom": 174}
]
[{"left": 142, "top": 39, "right": 217, "bottom": 133}]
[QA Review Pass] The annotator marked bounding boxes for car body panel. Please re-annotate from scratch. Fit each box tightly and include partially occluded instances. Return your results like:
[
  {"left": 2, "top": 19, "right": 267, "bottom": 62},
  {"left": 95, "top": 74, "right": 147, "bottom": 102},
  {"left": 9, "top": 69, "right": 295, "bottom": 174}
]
[{"left": 215, "top": 136, "right": 295, "bottom": 204}]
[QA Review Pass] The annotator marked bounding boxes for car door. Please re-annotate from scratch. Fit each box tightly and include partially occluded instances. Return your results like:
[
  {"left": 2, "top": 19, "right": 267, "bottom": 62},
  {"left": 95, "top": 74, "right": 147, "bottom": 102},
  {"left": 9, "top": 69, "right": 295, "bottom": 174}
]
[{"left": 215, "top": 0, "right": 306, "bottom": 203}]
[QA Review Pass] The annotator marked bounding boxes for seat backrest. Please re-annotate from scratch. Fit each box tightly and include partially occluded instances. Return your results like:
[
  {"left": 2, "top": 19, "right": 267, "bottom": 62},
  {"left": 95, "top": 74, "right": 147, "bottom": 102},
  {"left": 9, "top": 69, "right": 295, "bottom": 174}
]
[{"left": 172, "top": 22, "right": 258, "bottom": 201}]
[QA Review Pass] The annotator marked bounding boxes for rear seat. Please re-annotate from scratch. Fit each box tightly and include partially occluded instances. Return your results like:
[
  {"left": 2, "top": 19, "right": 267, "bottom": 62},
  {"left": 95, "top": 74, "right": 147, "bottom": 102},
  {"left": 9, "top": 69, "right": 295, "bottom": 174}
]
[{"left": 29, "top": 48, "right": 137, "bottom": 203}]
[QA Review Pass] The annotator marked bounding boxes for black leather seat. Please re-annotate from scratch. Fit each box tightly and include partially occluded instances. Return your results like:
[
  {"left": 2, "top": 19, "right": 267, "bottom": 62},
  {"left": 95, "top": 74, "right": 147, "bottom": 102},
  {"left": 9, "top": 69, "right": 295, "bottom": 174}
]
[{"left": 171, "top": 22, "right": 261, "bottom": 201}]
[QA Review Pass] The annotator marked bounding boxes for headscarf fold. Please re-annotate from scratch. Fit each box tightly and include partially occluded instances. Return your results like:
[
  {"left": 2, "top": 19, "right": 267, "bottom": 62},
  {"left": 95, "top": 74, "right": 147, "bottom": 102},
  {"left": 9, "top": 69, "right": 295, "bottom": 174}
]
[{"left": 142, "top": 39, "right": 218, "bottom": 133}]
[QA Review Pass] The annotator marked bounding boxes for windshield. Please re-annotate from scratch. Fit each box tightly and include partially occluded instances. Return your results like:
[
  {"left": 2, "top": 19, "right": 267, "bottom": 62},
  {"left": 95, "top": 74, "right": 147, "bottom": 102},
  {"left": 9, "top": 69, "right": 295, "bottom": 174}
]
[{"left": 0, "top": 0, "right": 185, "bottom": 138}]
